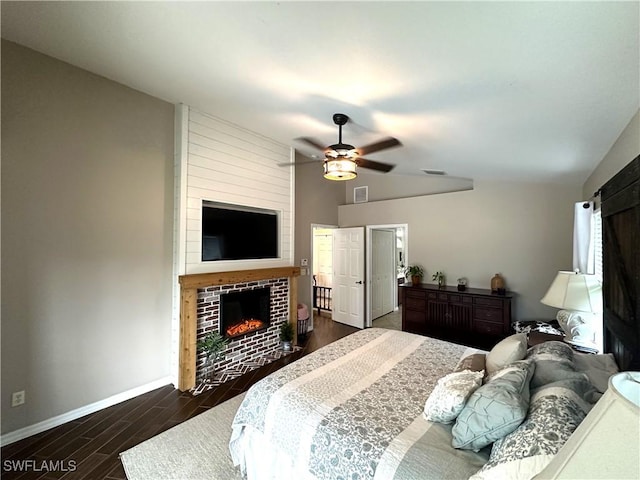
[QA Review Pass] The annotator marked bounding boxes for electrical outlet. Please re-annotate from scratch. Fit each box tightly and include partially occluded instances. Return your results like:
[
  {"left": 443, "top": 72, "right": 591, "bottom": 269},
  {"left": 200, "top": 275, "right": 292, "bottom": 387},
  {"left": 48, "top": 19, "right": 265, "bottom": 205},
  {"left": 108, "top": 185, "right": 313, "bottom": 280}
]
[
  {"left": 300, "top": 258, "right": 308, "bottom": 267},
  {"left": 11, "top": 390, "right": 25, "bottom": 407}
]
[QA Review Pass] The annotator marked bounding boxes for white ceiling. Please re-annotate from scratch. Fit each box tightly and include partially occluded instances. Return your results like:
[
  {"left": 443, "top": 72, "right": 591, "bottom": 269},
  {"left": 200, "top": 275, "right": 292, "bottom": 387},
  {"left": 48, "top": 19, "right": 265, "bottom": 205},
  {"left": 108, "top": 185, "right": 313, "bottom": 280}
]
[{"left": 2, "top": 1, "right": 638, "bottom": 183}]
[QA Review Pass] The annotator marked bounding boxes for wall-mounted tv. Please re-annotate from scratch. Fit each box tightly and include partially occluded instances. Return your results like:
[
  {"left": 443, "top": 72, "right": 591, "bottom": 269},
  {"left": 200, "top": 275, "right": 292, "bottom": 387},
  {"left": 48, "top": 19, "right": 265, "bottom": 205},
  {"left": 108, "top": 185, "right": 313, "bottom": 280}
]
[{"left": 201, "top": 201, "right": 279, "bottom": 261}]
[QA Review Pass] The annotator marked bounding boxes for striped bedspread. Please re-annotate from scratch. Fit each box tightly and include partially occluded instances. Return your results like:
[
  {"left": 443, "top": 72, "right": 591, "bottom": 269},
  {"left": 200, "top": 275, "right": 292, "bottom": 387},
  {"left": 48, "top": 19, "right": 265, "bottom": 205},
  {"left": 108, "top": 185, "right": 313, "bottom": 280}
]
[{"left": 229, "top": 328, "right": 489, "bottom": 480}]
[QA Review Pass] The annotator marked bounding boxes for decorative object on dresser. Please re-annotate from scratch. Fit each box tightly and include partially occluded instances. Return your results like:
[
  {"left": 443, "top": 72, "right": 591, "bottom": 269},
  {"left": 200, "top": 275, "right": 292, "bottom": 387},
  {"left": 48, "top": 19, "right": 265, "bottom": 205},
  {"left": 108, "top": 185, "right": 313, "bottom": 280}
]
[
  {"left": 540, "top": 270, "right": 602, "bottom": 351},
  {"left": 490, "top": 273, "right": 506, "bottom": 294},
  {"left": 457, "top": 277, "right": 467, "bottom": 291},
  {"left": 400, "top": 283, "right": 512, "bottom": 349},
  {"left": 404, "top": 264, "right": 424, "bottom": 286},
  {"left": 432, "top": 270, "right": 445, "bottom": 288}
]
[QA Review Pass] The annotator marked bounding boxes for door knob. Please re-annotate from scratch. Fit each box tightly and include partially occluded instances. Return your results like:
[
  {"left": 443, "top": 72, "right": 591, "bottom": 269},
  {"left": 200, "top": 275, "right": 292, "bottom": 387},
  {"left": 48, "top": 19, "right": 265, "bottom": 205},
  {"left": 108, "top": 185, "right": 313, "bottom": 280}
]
[{"left": 355, "top": 280, "right": 364, "bottom": 285}]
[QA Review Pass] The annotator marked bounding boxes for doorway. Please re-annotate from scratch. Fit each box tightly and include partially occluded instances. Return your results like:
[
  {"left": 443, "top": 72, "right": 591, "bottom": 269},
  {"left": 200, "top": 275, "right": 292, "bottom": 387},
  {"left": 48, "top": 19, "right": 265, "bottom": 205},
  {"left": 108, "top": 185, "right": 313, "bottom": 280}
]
[
  {"left": 310, "top": 225, "right": 336, "bottom": 331},
  {"left": 366, "top": 224, "right": 407, "bottom": 327},
  {"left": 311, "top": 224, "right": 407, "bottom": 329}
]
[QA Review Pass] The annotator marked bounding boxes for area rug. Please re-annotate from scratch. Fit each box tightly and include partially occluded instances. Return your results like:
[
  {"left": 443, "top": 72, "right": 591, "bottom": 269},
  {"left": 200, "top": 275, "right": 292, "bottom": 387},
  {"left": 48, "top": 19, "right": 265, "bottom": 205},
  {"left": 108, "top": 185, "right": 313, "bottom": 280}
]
[
  {"left": 191, "top": 346, "right": 301, "bottom": 396},
  {"left": 120, "top": 393, "right": 245, "bottom": 480}
]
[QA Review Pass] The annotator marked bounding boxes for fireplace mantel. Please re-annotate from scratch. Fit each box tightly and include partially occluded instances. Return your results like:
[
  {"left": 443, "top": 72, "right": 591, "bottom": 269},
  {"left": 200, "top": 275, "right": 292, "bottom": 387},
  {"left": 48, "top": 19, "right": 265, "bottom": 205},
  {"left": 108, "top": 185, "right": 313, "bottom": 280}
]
[{"left": 178, "top": 266, "right": 301, "bottom": 391}]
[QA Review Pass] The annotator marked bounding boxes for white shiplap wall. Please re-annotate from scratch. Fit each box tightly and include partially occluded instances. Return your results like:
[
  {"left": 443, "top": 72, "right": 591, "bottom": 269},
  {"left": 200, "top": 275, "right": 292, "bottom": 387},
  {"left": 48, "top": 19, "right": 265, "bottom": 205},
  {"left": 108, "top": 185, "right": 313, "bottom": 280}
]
[
  {"left": 171, "top": 104, "right": 294, "bottom": 386},
  {"left": 178, "top": 106, "right": 294, "bottom": 274}
]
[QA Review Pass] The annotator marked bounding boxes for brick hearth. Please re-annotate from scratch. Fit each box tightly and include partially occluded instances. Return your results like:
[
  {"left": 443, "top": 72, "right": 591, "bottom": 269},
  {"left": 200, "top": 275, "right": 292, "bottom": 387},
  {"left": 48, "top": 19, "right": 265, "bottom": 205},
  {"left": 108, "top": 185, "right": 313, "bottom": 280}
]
[{"left": 178, "top": 266, "right": 300, "bottom": 391}]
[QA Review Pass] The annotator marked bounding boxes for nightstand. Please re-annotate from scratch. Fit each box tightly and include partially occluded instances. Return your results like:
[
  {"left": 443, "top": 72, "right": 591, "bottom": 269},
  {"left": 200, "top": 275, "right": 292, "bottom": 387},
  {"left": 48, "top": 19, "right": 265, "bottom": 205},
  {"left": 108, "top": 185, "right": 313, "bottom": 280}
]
[
  {"left": 528, "top": 330, "right": 564, "bottom": 347},
  {"left": 527, "top": 330, "right": 599, "bottom": 354}
]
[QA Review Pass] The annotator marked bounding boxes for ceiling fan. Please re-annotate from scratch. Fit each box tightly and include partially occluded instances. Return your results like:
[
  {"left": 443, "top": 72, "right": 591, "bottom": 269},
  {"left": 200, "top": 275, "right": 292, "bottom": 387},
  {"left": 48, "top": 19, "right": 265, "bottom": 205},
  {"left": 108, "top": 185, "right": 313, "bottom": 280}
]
[{"left": 288, "top": 113, "right": 402, "bottom": 180}]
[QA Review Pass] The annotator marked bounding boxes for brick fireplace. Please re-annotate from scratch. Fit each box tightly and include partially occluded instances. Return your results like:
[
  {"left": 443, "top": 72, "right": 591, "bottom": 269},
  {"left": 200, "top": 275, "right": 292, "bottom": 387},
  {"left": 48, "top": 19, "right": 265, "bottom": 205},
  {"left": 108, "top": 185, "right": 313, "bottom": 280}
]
[
  {"left": 195, "top": 279, "right": 288, "bottom": 383},
  {"left": 178, "top": 266, "right": 300, "bottom": 391}
]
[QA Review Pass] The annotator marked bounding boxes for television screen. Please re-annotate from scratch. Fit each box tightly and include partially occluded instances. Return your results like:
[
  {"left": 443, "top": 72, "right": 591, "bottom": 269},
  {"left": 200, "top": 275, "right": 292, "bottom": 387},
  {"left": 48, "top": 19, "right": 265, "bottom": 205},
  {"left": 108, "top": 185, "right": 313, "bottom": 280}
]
[{"left": 201, "top": 202, "right": 278, "bottom": 261}]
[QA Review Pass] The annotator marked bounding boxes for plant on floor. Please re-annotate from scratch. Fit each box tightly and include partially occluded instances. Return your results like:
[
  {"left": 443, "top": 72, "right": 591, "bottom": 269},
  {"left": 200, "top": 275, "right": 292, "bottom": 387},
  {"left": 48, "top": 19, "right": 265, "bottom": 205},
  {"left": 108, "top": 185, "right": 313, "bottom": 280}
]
[
  {"left": 197, "top": 331, "right": 228, "bottom": 378},
  {"left": 280, "top": 321, "right": 295, "bottom": 352}
]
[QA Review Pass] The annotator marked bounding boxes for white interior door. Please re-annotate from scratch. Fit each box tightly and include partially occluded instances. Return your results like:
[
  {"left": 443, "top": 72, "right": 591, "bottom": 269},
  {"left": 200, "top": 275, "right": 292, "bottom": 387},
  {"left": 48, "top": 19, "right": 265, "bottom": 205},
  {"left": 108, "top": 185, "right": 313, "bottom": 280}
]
[
  {"left": 332, "top": 227, "right": 365, "bottom": 329},
  {"left": 371, "top": 229, "right": 395, "bottom": 320}
]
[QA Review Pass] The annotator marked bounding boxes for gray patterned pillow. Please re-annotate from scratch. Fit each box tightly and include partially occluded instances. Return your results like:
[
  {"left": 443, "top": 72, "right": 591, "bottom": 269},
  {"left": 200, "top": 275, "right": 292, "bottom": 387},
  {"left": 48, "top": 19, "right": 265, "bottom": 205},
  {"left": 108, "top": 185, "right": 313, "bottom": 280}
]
[
  {"left": 423, "top": 370, "right": 484, "bottom": 423},
  {"left": 526, "top": 341, "right": 588, "bottom": 390},
  {"left": 452, "top": 359, "right": 535, "bottom": 451},
  {"left": 470, "top": 378, "right": 593, "bottom": 480},
  {"left": 454, "top": 353, "right": 486, "bottom": 373}
]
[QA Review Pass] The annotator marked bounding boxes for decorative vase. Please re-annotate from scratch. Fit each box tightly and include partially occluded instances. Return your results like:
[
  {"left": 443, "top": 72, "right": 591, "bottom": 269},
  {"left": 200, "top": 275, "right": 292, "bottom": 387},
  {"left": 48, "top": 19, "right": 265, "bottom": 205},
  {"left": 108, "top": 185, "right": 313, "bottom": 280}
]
[
  {"left": 411, "top": 275, "right": 422, "bottom": 286},
  {"left": 491, "top": 273, "right": 505, "bottom": 292},
  {"left": 438, "top": 276, "right": 445, "bottom": 288},
  {"left": 282, "top": 340, "right": 292, "bottom": 352}
]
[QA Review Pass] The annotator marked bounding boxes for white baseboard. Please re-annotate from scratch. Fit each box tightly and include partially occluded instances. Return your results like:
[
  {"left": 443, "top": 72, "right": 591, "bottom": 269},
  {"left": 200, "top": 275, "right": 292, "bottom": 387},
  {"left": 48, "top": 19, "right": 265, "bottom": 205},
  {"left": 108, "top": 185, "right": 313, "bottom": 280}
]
[{"left": 0, "top": 376, "right": 173, "bottom": 447}]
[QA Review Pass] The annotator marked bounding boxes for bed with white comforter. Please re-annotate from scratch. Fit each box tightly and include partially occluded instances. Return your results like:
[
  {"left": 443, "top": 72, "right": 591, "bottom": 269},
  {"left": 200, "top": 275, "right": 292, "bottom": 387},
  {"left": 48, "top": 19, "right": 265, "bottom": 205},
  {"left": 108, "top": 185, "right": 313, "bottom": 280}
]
[{"left": 229, "top": 328, "right": 489, "bottom": 480}]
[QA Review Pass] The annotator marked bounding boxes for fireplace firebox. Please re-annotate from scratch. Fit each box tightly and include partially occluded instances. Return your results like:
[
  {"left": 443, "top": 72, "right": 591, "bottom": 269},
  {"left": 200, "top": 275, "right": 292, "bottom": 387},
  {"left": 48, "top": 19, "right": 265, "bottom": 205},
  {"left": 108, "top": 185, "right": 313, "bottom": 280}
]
[{"left": 220, "top": 287, "right": 271, "bottom": 339}]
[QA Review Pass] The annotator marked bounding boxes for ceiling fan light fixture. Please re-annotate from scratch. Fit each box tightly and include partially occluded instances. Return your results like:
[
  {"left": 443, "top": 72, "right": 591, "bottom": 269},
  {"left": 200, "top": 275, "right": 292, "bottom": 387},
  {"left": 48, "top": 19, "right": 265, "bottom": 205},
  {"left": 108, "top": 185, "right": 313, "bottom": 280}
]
[
  {"left": 323, "top": 158, "right": 357, "bottom": 181},
  {"left": 326, "top": 145, "right": 358, "bottom": 159}
]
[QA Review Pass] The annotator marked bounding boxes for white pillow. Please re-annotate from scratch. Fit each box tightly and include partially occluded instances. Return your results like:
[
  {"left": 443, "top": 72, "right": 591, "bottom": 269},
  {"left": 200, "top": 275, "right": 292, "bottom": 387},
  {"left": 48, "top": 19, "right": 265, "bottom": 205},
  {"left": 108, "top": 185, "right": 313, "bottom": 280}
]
[
  {"left": 486, "top": 333, "right": 528, "bottom": 375},
  {"left": 423, "top": 370, "right": 484, "bottom": 423}
]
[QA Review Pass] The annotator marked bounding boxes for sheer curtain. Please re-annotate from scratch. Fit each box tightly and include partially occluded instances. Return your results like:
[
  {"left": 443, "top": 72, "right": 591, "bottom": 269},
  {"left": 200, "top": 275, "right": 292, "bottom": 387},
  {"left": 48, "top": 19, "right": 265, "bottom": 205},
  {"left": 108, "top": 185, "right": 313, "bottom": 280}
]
[
  {"left": 573, "top": 201, "right": 595, "bottom": 274},
  {"left": 572, "top": 201, "right": 604, "bottom": 352}
]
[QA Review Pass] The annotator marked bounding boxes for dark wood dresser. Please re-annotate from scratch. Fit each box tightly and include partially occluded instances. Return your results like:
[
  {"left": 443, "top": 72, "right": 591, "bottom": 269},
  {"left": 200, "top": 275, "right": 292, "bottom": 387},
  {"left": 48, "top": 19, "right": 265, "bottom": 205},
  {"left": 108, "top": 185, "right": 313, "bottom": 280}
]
[{"left": 400, "top": 283, "right": 513, "bottom": 349}]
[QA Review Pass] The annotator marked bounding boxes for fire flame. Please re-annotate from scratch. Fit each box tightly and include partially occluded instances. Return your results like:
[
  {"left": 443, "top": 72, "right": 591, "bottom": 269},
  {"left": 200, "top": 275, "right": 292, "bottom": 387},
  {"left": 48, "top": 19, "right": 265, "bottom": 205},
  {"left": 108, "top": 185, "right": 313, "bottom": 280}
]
[{"left": 226, "top": 319, "right": 265, "bottom": 338}]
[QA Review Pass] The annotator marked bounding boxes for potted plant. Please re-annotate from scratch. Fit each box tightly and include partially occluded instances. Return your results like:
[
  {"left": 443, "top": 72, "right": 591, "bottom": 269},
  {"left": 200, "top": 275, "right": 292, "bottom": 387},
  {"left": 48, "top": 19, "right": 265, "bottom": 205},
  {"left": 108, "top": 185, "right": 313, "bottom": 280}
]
[
  {"left": 196, "top": 331, "right": 228, "bottom": 379},
  {"left": 432, "top": 271, "right": 445, "bottom": 288},
  {"left": 405, "top": 265, "right": 425, "bottom": 286},
  {"left": 279, "top": 321, "right": 295, "bottom": 352}
]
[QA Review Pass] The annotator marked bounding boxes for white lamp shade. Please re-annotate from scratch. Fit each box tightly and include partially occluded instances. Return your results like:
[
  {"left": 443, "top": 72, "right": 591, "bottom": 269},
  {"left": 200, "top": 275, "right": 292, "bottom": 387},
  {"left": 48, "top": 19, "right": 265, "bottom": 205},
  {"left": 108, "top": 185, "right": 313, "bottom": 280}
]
[{"left": 540, "top": 271, "right": 603, "bottom": 313}]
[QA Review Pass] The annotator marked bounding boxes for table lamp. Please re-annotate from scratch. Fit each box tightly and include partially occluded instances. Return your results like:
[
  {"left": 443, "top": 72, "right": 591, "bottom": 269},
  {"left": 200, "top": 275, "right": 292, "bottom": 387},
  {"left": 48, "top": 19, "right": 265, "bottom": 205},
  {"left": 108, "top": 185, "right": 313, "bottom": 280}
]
[{"left": 540, "top": 271, "right": 602, "bottom": 349}]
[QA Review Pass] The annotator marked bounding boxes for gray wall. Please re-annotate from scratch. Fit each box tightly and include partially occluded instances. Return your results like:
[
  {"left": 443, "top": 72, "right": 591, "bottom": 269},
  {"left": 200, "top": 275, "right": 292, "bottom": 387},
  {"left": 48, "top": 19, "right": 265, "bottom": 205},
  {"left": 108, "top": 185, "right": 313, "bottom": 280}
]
[
  {"left": 294, "top": 154, "right": 344, "bottom": 313},
  {"left": 339, "top": 180, "right": 581, "bottom": 322},
  {"left": 1, "top": 41, "right": 175, "bottom": 434},
  {"left": 583, "top": 109, "right": 640, "bottom": 198},
  {"left": 346, "top": 170, "right": 473, "bottom": 204}
]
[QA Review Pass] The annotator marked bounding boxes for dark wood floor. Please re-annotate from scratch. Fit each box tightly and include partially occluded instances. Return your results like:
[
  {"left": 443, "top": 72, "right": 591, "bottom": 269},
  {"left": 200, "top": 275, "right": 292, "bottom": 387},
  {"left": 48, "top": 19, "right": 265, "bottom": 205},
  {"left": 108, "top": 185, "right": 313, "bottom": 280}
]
[{"left": 1, "top": 314, "right": 357, "bottom": 480}]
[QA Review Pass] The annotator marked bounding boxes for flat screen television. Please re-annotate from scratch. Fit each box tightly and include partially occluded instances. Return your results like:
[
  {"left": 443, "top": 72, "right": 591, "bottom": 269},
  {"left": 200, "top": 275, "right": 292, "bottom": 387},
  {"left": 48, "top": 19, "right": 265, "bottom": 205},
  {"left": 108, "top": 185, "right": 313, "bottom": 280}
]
[{"left": 201, "top": 201, "right": 279, "bottom": 261}]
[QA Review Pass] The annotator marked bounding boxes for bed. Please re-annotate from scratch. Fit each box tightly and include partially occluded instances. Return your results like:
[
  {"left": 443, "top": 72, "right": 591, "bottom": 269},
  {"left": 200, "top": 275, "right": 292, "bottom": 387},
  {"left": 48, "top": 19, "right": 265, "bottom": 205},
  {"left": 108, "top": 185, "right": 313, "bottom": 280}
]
[{"left": 229, "top": 328, "right": 621, "bottom": 480}]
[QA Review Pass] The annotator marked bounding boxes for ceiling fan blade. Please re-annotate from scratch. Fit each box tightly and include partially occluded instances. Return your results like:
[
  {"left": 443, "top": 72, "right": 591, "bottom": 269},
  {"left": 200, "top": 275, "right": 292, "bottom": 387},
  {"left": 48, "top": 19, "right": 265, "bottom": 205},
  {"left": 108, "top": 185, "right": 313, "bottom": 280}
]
[
  {"left": 296, "top": 137, "right": 327, "bottom": 152},
  {"left": 357, "top": 137, "right": 402, "bottom": 156},
  {"left": 355, "top": 157, "right": 395, "bottom": 173}
]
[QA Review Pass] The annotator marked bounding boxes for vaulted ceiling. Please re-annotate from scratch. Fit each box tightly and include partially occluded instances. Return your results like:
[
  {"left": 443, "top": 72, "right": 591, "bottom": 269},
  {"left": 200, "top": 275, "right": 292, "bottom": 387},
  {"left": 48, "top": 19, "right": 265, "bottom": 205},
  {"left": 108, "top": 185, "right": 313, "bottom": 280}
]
[{"left": 2, "top": 1, "right": 638, "bottom": 182}]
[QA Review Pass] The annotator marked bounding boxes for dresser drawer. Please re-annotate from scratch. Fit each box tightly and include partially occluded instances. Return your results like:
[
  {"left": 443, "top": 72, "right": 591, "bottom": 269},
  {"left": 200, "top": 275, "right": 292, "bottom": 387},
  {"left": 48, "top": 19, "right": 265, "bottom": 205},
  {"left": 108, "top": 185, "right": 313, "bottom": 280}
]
[
  {"left": 474, "top": 320, "right": 504, "bottom": 336},
  {"left": 405, "top": 296, "right": 426, "bottom": 310},
  {"left": 473, "top": 307, "right": 504, "bottom": 323},
  {"left": 405, "top": 309, "right": 425, "bottom": 324},
  {"left": 473, "top": 297, "right": 504, "bottom": 308},
  {"left": 405, "top": 289, "right": 426, "bottom": 299}
]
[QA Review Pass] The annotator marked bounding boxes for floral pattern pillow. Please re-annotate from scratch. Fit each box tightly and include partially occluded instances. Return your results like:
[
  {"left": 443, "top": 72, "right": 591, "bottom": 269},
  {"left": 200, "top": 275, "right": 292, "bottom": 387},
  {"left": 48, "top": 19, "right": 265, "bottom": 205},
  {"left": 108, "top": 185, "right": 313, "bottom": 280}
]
[
  {"left": 470, "top": 378, "right": 593, "bottom": 480},
  {"left": 423, "top": 370, "right": 484, "bottom": 423}
]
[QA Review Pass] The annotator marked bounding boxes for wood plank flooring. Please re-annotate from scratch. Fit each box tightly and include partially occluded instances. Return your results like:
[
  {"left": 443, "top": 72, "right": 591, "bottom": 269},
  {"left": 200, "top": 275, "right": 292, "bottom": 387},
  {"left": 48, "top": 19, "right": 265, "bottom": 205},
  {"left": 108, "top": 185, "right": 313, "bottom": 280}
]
[{"left": 1, "top": 314, "right": 357, "bottom": 480}]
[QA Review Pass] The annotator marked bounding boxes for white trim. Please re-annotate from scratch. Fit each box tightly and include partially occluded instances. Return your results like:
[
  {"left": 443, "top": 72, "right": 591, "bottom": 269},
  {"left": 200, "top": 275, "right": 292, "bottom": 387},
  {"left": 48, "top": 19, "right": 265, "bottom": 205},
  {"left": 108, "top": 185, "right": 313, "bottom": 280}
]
[
  {"left": 0, "top": 376, "right": 173, "bottom": 447},
  {"left": 172, "top": 104, "right": 189, "bottom": 387}
]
